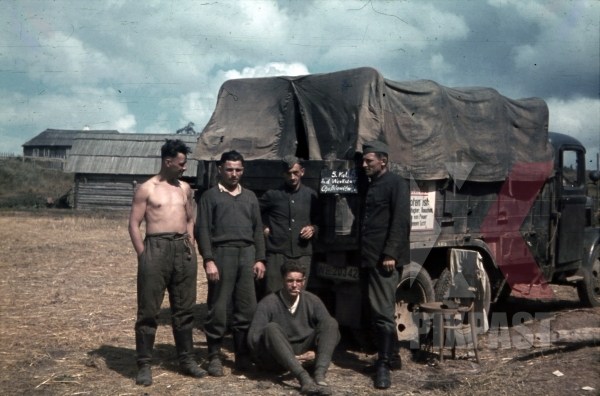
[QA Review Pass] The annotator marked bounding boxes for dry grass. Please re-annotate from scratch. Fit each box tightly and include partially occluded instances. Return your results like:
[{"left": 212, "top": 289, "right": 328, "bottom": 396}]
[{"left": 0, "top": 210, "right": 598, "bottom": 395}]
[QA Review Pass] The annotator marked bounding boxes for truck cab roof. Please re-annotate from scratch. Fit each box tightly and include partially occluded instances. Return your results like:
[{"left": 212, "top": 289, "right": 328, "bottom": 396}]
[{"left": 549, "top": 131, "right": 586, "bottom": 153}]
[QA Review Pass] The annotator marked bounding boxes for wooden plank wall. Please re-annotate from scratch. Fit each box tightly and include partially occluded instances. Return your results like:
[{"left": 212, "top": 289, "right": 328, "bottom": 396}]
[{"left": 74, "top": 175, "right": 148, "bottom": 211}]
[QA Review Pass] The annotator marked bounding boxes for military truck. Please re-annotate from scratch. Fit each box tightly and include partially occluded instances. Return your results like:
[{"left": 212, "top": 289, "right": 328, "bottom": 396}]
[{"left": 192, "top": 67, "right": 600, "bottom": 341}]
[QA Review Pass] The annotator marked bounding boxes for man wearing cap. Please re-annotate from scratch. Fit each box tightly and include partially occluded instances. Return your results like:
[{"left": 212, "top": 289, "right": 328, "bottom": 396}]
[
  {"left": 360, "top": 140, "right": 411, "bottom": 389},
  {"left": 259, "top": 156, "right": 319, "bottom": 295}
]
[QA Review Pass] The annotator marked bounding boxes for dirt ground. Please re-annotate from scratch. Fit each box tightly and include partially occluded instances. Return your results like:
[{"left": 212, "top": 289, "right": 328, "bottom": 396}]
[{"left": 0, "top": 210, "right": 598, "bottom": 396}]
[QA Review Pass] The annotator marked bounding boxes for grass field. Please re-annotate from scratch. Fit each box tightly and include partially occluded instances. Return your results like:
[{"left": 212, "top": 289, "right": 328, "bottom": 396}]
[
  {"left": 0, "top": 210, "right": 598, "bottom": 396},
  {"left": 0, "top": 159, "right": 73, "bottom": 208}
]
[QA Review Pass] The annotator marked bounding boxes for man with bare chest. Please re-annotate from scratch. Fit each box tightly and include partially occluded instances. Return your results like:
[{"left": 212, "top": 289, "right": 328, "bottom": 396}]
[{"left": 128, "top": 139, "right": 206, "bottom": 386}]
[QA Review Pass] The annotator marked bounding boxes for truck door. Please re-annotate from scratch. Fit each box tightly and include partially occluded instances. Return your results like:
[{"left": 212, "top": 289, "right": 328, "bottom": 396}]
[{"left": 556, "top": 147, "right": 586, "bottom": 266}]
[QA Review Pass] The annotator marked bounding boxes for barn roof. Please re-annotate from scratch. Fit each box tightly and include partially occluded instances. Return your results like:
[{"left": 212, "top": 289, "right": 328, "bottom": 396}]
[
  {"left": 65, "top": 133, "right": 199, "bottom": 177},
  {"left": 22, "top": 129, "right": 119, "bottom": 147}
]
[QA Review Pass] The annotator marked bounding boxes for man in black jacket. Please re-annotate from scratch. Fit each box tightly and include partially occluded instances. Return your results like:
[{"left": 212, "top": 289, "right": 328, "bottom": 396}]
[
  {"left": 360, "top": 141, "right": 411, "bottom": 389},
  {"left": 260, "top": 156, "right": 319, "bottom": 294}
]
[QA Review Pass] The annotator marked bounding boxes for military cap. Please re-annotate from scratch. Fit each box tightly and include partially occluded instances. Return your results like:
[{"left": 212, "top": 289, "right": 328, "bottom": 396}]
[{"left": 362, "top": 140, "right": 389, "bottom": 155}]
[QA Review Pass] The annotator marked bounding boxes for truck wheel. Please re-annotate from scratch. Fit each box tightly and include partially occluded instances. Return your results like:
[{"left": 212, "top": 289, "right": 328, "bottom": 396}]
[
  {"left": 577, "top": 246, "right": 600, "bottom": 307},
  {"left": 395, "top": 262, "right": 435, "bottom": 342},
  {"left": 434, "top": 267, "right": 491, "bottom": 336},
  {"left": 396, "top": 262, "right": 435, "bottom": 304}
]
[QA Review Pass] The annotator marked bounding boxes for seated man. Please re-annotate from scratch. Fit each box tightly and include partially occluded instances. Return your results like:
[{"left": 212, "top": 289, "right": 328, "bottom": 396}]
[{"left": 248, "top": 260, "right": 339, "bottom": 395}]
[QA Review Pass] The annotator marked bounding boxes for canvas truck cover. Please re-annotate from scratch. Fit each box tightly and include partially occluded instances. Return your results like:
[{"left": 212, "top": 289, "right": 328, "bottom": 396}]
[{"left": 193, "top": 67, "right": 552, "bottom": 181}]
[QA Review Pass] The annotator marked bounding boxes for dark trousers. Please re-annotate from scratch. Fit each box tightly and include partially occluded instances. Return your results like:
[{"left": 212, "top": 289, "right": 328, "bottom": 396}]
[
  {"left": 264, "top": 253, "right": 312, "bottom": 294},
  {"left": 135, "top": 233, "right": 198, "bottom": 364},
  {"left": 204, "top": 245, "right": 257, "bottom": 342},
  {"left": 253, "top": 318, "right": 339, "bottom": 376},
  {"left": 363, "top": 266, "right": 399, "bottom": 336}
]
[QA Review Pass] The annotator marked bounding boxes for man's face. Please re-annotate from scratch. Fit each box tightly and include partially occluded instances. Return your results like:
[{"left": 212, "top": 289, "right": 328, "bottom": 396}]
[
  {"left": 362, "top": 152, "right": 386, "bottom": 178},
  {"left": 165, "top": 153, "right": 187, "bottom": 178},
  {"left": 283, "top": 271, "right": 305, "bottom": 298},
  {"left": 219, "top": 160, "right": 244, "bottom": 189},
  {"left": 284, "top": 163, "right": 304, "bottom": 190}
]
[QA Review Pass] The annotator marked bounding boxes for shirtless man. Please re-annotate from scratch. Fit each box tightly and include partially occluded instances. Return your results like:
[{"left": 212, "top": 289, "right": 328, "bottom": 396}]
[{"left": 128, "top": 139, "right": 206, "bottom": 386}]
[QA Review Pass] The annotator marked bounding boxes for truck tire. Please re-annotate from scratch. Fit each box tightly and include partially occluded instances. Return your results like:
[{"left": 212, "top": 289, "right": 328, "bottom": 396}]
[
  {"left": 434, "top": 267, "right": 491, "bottom": 337},
  {"left": 396, "top": 262, "right": 435, "bottom": 305},
  {"left": 577, "top": 246, "right": 600, "bottom": 307},
  {"left": 395, "top": 262, "right": 435, "bottom": 342}
]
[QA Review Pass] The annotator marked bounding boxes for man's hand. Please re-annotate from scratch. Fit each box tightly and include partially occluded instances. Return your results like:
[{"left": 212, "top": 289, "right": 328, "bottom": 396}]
[
  {"left": 263, "top": 227, "right": 270, "bottom": 237},
  {"left": 299, "top": 225, "right": 315, "bottom": 239},
  {"left": 205, "top": 260, "right": 220, "bottom": 282},
  {"left": 382, "top": 256, "right": 396, "bottom": 272},
  {"left": 295, "top": 350, "right": 315, "bottom": 363},
  {"left": 253, "top": 261, "right": 266, "bottom": 279}
]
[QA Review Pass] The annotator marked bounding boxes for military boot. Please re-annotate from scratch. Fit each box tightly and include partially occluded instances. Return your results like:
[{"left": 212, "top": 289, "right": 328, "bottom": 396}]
[
  {"left": 206, "top": 338, "right": 225, "bottom": 377},
  {"left": 135, "top": 331, "right": 155, "bottom": 386},
  {"left": 233, "top": 330, "right": 253, "bottom": 372},
  {"left": 373, "top": 332, "right": 395, "bottom": 389},
  {"left": 173, "top": 328, "right": 207, "bottom": 378}
]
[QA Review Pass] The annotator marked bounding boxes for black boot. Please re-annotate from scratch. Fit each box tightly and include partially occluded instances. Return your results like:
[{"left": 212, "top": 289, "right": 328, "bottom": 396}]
[
  {"left": 233, "top": 330, "right": 253, "bottom": 371},
  {"left": 206, "top": 338, "right": 225, "bottom": 377},
  {"left": 373, "top": 332, "right": 394, "bottom": 389},
  {"left": 135, "top": 331, "right": 155, "bottom": 386},
  {"left": 391, "top": 336, "right": 402, "bottom": 370},
  {"left": 173, "top": 328, "right": 207, "bottom": 378},
  {"left": 298, "top": 370, "right": 332, "bottom": 396}
]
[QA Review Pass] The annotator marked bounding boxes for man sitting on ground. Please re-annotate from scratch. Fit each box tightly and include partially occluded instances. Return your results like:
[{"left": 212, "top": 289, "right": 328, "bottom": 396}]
[{"left": 248, "top": 260, "right": 339, "bottom": 395}]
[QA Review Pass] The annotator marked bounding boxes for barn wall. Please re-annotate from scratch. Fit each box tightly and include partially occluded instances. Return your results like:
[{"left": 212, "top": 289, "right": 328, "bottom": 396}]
[
  {"left": 73, "top": 173, "right": 198, "bottom": 210},
  {"left": 74, "top": 174, "right": 151, "bottom": 211}
]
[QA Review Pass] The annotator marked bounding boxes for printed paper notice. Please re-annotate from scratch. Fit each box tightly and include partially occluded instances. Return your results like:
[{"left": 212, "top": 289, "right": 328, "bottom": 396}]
[{"left": 410, "top": 191, "right": 435, "bottom": 230}]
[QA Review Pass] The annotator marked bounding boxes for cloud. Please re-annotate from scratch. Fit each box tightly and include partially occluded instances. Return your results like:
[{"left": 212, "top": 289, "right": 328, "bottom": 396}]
[
  {"left": 222, "top": 62, "right": 309, "bottom": 80},
  {"left": 0, "top": 87, "right": 136, "bottom": 136},
  {"left": 547, "top": 96, "right": 600, "bottom": 156},
  {"left": 0, "top": 0, "right": 597, "bottom": 157},
  {"left": 490, "top": 0, "right": 599, "bottom": 96},
  {"left": 429, "top": 53, "right": 454, "bottom": 76}
]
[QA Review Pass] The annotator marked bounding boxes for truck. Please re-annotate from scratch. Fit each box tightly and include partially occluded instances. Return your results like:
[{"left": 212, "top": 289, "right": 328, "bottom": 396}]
[{"left": 192, "top": 67, "right": 600, "bottom": 343}]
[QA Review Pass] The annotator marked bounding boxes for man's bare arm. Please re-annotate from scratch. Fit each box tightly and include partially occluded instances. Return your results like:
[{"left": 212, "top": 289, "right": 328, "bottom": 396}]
[
  {"left": 128, "top": 184, "right": 149, "bottom": 256},
  {"left": 183, "top": 182, "right": 195, "bottom": 244}
]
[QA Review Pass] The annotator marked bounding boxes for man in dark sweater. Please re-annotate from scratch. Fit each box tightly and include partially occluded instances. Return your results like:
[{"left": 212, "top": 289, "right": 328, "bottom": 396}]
[
  {"left": 260, "top": 156, "right": 319, "bottom": 294},
  {"left": 196, "top": 150, "right": 266, "bottom": 376},
  {"left": 360, "top": 141, "right": 411, "bottom": 390},
  {"left": 248, "top": 261, "right": 339, "bottom": 395}
]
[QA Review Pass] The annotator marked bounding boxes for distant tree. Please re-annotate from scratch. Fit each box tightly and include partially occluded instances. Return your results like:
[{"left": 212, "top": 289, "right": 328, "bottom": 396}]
[{"left": 176, "top": 122, "right": 197, "bottom": 134}]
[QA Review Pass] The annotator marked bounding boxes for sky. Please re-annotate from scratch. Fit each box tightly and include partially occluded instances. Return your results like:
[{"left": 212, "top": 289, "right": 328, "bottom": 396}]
[{"left": 1, "top": 0, "right": 599, "bottom": 163}]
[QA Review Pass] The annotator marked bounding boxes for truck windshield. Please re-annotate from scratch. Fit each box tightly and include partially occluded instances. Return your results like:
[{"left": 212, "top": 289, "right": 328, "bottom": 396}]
[{"left": 561, "top": 149, "right": 583, "bottom": 188}]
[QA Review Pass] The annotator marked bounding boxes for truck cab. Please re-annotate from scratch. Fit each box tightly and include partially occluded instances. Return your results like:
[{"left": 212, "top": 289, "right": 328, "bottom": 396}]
[{"left": 549, "top": 132, "right": 600, "bottom": 307}]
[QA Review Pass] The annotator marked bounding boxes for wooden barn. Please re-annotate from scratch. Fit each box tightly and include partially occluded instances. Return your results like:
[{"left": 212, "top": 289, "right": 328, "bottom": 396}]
[
  {"left": 22, "top": 129, "right": 119, "bottom": 169},
  {"left": 64, "top": 133, "right": 199, "bottom": 210}
]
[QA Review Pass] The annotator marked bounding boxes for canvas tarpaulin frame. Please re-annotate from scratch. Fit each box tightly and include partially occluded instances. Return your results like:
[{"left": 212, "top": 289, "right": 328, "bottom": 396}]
[{"left": 193, "top": 67, "right": 552, "bottom": 182}]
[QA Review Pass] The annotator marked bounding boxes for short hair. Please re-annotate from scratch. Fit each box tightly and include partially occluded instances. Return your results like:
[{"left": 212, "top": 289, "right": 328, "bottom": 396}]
[
  {"left": 219, "top": 150, "right": 244, "bottom": 166},
  {"left": 281, "top": 155, "right": 302, "bottom": 171},
  {"left": 161, "top": 139, "right": 191, "bottom": 160},
  {"left": 280, "top": 260, "right": 307, "bottom": 277}
]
